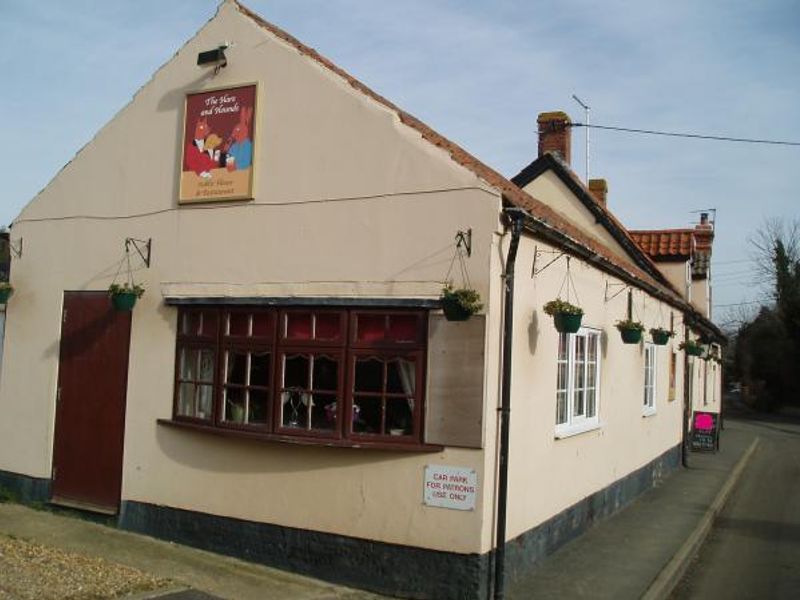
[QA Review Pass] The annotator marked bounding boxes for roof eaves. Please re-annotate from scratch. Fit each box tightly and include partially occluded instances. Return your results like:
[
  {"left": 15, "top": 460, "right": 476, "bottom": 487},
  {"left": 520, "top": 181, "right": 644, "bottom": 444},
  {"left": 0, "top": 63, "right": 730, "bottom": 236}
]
[{"left": 511, "top": 153, "right": 674, "bottom": 289}]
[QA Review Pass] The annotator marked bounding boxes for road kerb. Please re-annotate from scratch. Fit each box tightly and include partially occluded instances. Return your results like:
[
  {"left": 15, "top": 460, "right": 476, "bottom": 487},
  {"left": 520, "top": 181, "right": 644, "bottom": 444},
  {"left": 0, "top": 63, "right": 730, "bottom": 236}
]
[{"left": 641, "top": 436, "right": 760, "bottom": 600}]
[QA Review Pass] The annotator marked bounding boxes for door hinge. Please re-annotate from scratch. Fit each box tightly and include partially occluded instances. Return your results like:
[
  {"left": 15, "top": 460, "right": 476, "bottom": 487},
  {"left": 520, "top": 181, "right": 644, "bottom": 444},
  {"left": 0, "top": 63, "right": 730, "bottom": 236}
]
[
  {"left": 62, "top": 309, "right": 68, "bottom": 324},
  {"left": 56, "top": 388, "right": 61, "bottom": 404},
  {"left": 52, "top": 466, "right": 57, "bottom": 481}
]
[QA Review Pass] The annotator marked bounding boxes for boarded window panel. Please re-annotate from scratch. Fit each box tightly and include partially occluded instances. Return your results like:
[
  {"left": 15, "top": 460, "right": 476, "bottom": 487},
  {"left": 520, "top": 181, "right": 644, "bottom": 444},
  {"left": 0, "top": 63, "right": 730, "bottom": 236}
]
[{"left": 425, "top": 314, "right": 485, "bottom": 449}]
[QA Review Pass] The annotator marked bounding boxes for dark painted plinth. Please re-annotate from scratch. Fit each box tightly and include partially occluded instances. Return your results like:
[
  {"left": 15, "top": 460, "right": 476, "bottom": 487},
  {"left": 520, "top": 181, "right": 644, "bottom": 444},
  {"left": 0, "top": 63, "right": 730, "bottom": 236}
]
[
  {"left": 119, "top": 501, "right": 488, "bottom": 600},
  {"left": 118, "top": 444, "right": 679, "bottom": 599},
  {"left": 0, "top": 469, "right": 51, "bottom": 503},
  {"left": 503, "top": 444, "right": 681, "bottom": 582}
]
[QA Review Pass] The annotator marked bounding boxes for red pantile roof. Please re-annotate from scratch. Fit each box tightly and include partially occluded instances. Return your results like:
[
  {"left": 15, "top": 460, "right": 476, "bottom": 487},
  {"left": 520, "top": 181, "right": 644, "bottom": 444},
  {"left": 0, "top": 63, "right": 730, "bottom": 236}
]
[{"left": 629, "top": 229, "right": 695, "bottom": 260}]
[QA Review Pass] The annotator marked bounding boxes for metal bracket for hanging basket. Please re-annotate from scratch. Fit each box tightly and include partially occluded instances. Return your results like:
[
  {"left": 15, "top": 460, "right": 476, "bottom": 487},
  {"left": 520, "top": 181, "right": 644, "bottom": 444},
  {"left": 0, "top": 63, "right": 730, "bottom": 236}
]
[
  {"left": 604, "top": 281, "right": 628, "bottom": 302},
  {"left": 125, "top": 237, "right": 152, "bottom": 268},
  {"left": 455, "top": 229, "right": 472, "bottom": 257},
  {"left": 531, "top": 245, "right": 565, "bottom": 277}
]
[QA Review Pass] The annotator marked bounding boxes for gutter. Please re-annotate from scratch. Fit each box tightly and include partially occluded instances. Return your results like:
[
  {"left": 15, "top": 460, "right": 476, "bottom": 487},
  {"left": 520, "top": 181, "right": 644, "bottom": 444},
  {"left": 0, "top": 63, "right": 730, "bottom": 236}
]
[
  {"left": 493, "top": 207, "right": 525, "bottom": 600},
  {"left": 509, "top": 207, "right": 724, "bottom": 343}
]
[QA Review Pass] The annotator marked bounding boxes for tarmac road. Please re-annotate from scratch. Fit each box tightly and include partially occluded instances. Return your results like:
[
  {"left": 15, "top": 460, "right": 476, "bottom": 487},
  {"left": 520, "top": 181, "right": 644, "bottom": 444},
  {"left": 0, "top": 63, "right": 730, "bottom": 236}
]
[{"left": 673, "top": 407, "right": 800, "bottom": 599}]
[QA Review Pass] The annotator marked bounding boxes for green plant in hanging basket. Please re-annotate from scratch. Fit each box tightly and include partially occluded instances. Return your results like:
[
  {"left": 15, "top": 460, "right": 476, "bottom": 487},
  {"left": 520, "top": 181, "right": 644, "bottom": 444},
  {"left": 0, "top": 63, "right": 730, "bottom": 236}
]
[
  {"left": 108, "top": 282, "right": 145, "bottom": 311},
  {"left": 440, "top": 284, "right": 483, "bottom": 321},
  {"left": 543, "top": 299, "right": 584, "bottom": 333},
  {"left": 615, "top": 319, "right": 645, "bottom": 344},
  {"left": 649, "top": 327, "right": 674, "bottom": 346},
  {"left": 679, "top": 339, "right": 704, "bottom": 357},
  {"left": 0, "top": 282, "right": 14, "bottom": 304}
]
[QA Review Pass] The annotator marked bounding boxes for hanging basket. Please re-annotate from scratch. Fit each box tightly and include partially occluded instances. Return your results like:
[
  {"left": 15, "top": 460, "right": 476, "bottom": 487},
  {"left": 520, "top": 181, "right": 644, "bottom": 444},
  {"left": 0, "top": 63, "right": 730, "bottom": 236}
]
[
  {"left": 440, "top": 286, "right": 482, "bottom": 321},
  {"left": 615, "top": 319, "right": 644, "bottom": 344},
  {"left": 111, "top": 291, "right": 139, "bottom": 311},
  {"left": 0, "top": 285, "right": 13, "bottom": 305},
  {"left": 619, "top": 328, "right": 643, "bottom": 344},
  {"left": 680, "top": 340, "right": 704, "bottom": 357},
  {"left": 108, "top": 283, "right": 144, "bottom": 312},
  {"left": 553, "top": 312, "right": 583, "bottom": 334},
  {"left": 650, "top": 328, "right": 672, "bottom": 346}
]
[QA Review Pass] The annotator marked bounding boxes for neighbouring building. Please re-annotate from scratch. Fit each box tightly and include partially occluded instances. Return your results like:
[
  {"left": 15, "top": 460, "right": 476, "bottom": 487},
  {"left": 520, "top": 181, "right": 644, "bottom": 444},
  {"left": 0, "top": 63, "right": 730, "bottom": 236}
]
[{"left": 0, "top": 2, "right": 723, "bottom": 598}]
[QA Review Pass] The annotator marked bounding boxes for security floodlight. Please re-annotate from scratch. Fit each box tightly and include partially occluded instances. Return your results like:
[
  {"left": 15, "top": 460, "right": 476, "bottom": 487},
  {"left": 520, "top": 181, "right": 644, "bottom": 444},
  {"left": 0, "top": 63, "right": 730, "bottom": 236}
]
[{"left": 197, "top": 45, "right": 228, "bottom": 71}]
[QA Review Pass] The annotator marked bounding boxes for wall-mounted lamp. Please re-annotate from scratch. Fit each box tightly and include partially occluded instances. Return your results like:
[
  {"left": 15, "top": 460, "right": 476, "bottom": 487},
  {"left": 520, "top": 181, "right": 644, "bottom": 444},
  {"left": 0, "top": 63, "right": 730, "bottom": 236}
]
[{"left": 197, "top": 45, "right": 228, "bottom": 74}]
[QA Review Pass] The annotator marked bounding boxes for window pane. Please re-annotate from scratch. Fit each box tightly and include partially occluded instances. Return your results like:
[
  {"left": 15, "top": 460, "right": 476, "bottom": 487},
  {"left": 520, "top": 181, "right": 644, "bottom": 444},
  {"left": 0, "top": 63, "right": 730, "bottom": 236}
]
[
  {"left": 386, "top": 398, "right": 413, "bottom": 435},
  {"left": 200, "top": 311, "right": 218, "bottom": 337},
  {"left": 181, "top": 312, "right": 201, "bottom": 336},
  {"left": 312, "top": 355, "right": 339, "bottom": 391},
  {"left": 224, "top": 387, "right": 246, "bottom": 424},
  {"left": 586, "top": 388, "right": 596, "bottom": 417},
  {"left": 557, "top": 361, "right": 568, "bottom": 392},
  {"left": 249, "top": 389, "right": 268, "bottom": 424},
  {"left": 198, "top": 349, "right": 215, "bottom": 383},
  {"left": 251, "top": 313, "right": 273, "bottom": 338},
  {"left": 197, "top": 385, "right": 213, "bottom": 420},
  {"left": 356, "top": 314, "right": 385, "bottom": 342},
  {"left": 556, "top": 391, "right": 568, "bottom": 424},
  {"left": 387, "top": 359, "right": 415, "bottom": 395},
  {"left": 355, "top": 357, "right": 383, "bottom": 393},
  {"left": 179, "top": 348, "right": 197, "bottom": 381},
  {"left": 226, "top": 351, "right": 248, "bottom": 385},
  {"left": 177, "top": 383, "right": 195, "bottom": 416},
  {"left": 587, "top": 332, "right": 597, "bottom": 361},
  {"left": 587, "top": 362, "right": 597, "bottom": 389},
  {"left": 315, "top": 313, "right": 340, "bottom": 340},
  {"left": 286, "top": 313, "right": 312, "bottom": 340},
  {"left": 388, "top": 315, "right": 418, "bottom": 342},
  {"left": 354, "top": 395, "right": 382, "bottom": 434},
  {"left": 284, "top": 354, "right": 309, "bottom": 388},
  {"left": 311, "top": 393, "right": 337, "bottom": 431},
  {"left": 282, "top": 388, "right": 310, "bottom": 428},
  {"left": 558, "top": 333, "right": 568, "bottom": 361},
  {"left": 228, "top": 313, "right": 250, "bottom": 337},
  {"left": 250, "top": 351, "right": 271, "bottom": 388},
  {"left": 575, "top": 335, "right": 585, "bottom": 362},
  {"left": 573, "top": 388, "right": 585, "bottom": 417}
]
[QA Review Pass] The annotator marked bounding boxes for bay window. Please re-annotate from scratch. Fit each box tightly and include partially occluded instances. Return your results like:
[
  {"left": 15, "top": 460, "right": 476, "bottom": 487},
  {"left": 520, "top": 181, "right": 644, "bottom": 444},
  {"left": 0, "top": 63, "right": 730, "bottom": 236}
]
[{"left": 172, "top": 307, "right": 427, "bottom": 446}]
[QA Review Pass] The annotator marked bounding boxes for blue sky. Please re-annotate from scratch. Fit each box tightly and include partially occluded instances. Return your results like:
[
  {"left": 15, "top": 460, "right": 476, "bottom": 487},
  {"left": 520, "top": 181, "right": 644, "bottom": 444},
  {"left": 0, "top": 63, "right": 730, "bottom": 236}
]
[{"left": 1, "top": 0, "right": 798, "bottom": 326}]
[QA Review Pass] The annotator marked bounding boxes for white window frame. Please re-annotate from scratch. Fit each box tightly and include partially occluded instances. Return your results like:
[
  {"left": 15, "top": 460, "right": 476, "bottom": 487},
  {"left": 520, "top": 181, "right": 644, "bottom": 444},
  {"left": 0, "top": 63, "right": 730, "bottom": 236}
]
[
  {"left": 643, "top": 343, "right": 657, "bottom": 416},
  {"left": 555, "top": 327, "right": 601, "bottom": 438}
]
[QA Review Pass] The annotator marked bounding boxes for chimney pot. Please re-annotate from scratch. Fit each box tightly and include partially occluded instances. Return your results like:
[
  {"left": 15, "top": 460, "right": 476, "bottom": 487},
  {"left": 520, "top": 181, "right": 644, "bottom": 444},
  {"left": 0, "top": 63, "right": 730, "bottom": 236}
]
[
  {"left": 588, "top": 178, "right": 608, "bottom": 207},
  {"left": 537, "top": 111, "right": 572, "bottom": 165}
]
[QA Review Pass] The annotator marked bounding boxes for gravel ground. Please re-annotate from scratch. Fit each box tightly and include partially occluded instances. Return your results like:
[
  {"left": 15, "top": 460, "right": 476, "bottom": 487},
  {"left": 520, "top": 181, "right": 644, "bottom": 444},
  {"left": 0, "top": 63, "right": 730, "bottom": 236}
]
[{"left": 0, "top": 534, "right": 170, "bottom": 600}]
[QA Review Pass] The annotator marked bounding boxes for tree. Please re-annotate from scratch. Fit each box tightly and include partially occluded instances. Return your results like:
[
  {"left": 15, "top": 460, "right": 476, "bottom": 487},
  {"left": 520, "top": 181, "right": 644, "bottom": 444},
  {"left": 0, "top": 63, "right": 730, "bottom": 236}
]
[{"left": 735, "top": 219, "right": 800, "bottom": 409}]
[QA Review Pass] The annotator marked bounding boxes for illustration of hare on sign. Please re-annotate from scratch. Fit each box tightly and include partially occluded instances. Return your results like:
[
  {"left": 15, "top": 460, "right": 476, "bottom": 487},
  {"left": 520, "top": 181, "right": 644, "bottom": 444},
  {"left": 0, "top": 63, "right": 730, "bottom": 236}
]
[
  {"left": 185, "top": 117, "right": 220, "bottom": 178},
  {"left": 225, "top": 105, "right": 253, "bottom": 171}
]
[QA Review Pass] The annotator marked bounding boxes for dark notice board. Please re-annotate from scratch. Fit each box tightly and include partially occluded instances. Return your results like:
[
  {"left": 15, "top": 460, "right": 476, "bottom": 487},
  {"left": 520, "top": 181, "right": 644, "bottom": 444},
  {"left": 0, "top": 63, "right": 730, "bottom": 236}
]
[{"left": 691, "top": 411, "right": 719, "bottom": 452}]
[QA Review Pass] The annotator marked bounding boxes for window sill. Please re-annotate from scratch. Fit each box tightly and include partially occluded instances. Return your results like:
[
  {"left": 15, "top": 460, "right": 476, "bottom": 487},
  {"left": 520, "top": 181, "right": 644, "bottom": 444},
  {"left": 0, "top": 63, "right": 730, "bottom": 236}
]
[
  {"left": 642, "top": 407, "right": 658, "bottom": 418},
  {"left": 157, "top": 419, "right": 445, "bottom": 453},
  {"left": 554, "top": 421, "right": 602, "bottom": 440}
]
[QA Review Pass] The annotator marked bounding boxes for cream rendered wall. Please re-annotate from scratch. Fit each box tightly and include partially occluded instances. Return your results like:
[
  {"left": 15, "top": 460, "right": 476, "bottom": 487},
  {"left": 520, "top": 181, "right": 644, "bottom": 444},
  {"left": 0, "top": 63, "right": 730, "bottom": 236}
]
[
  {"left": 658, "top": 261, "right": 691, "bottom": 301},
  {"left": 0, "top": 2, "right": 506, "bottom": 553},
  {"left": 691, "top": 278, "right": 710, "bottom": 317},
  {"left": 521, "top": 172, "right": 631, "bottom": 261},
  {"left": 496, "top": 235, "right": 686, "bottom": 542}
]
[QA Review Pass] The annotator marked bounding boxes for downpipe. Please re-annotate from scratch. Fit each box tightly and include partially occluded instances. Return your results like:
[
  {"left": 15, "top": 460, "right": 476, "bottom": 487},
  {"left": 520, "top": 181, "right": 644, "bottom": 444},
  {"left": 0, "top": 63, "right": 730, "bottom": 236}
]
[{"left": 494, "top": 208, "right": 525, "bottom": 600}]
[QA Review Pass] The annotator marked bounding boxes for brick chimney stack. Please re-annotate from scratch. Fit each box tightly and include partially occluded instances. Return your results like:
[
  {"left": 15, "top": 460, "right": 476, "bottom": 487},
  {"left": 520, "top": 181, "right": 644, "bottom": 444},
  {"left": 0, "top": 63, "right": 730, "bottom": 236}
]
[
  {"left": 588, "top": 179, "right": 608, "bottom": 206},
  {"left": 692, "top": 212, "right": 714, "bottom": 279},
  {"left": 537, "top": 111, "right": 572, "bottom": 165}
]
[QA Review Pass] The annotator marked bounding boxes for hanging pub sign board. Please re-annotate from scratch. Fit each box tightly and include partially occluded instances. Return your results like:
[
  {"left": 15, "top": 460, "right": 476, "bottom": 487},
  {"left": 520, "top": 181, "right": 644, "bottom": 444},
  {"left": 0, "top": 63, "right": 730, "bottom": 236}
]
[
  {"left": 179, "top": 83, "right": 257, "bottom": 204},
  {"left": 423, "top": 465, "right": 478, "bottom": 511},
  {"left": 691, "top": 411, "right": 719, "bottom": 452}
]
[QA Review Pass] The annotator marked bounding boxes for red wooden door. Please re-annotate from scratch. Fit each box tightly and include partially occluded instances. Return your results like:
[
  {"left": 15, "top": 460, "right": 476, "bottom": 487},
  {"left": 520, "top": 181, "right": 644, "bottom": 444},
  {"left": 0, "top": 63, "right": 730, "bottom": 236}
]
[{"left": 51, "top": 292, "right": 132, "bottom": 513}]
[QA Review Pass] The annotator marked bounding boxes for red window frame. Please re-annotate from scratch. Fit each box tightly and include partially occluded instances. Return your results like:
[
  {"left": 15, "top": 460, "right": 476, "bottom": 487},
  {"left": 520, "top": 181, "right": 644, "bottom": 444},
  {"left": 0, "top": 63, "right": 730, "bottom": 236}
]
[{"left": 172, "top": 306, "right": 428, "bottom": 446}]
